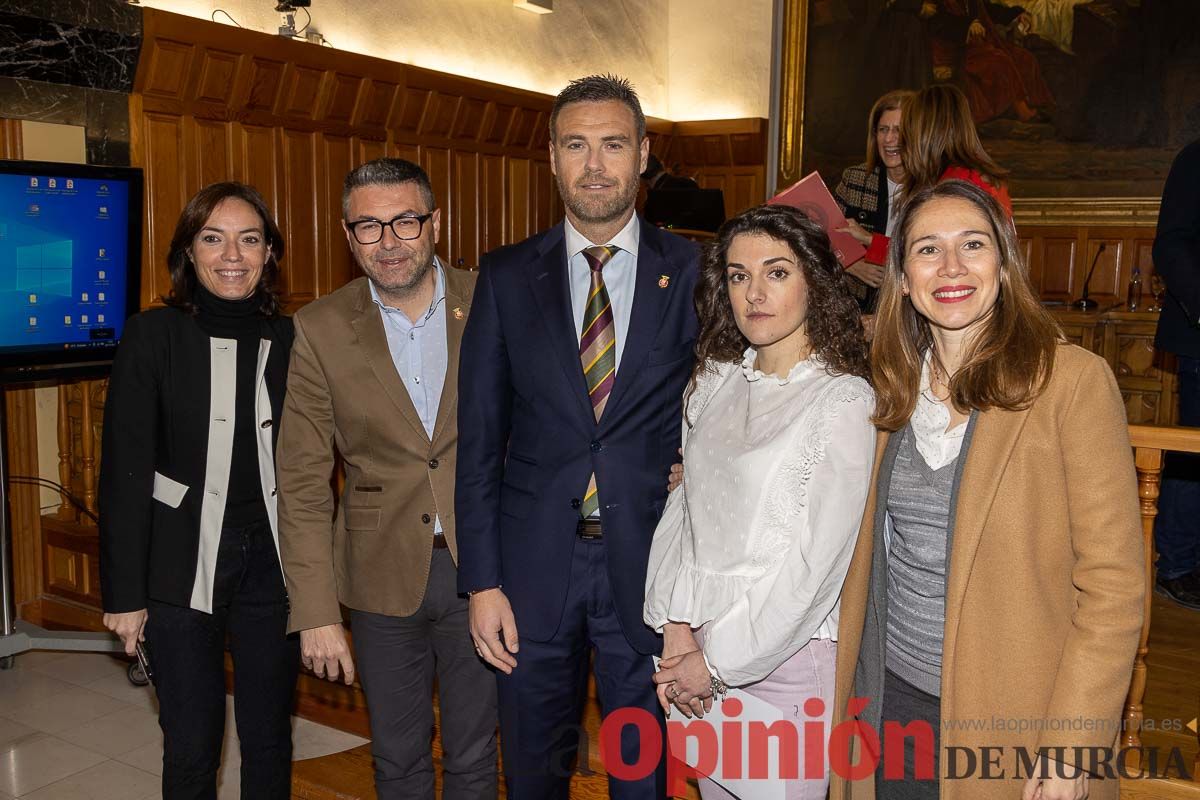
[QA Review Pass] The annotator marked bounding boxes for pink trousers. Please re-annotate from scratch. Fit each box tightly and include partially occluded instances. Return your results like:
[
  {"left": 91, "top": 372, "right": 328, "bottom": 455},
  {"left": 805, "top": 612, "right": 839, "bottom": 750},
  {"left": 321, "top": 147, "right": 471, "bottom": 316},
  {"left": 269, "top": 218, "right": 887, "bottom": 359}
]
[{"left": 694, "top": 634, "right": 837, "bottom": 800}]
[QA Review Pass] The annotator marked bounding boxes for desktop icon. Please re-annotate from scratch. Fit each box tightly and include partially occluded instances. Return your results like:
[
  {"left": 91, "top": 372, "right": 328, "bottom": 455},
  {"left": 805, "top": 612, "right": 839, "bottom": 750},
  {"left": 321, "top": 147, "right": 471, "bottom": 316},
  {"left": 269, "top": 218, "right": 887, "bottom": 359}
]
[
  {"left": 97, "top": 292, "right": 106, "bottom": 302},
  {"left": 98, "top": 247, "right": 106, "bottom": 258},
  {"left": 28, "top": 294, "right": 37, "bottom": 304},
  {"left": 66, "top": 179, "right": 74, "bottom": 189},
  {"left": 48, "top": 178, "right": 57, "bottom": 189},
  {"left": 29, "top": 177, "right": 38, "bottom": 188},
  {"left": 81, "top": 315, "right": 89, "bottom": 324},
  {"left": 81, "top": 292, "right": 89, "bottom": 302},
  {"left": 98, "top": 206, "right": 108, "bottom": 216},
  {"left": 28, "top": 317, "right": 37, "bottom": 328},
  {"left": 97, "top": 270, "right": 107, "bottom": 280},
  {"left": 64, "top": 315, "right": 72, "bottom": 325},
  {"left": 97, "top": 314, "right": 105, "bottom": 324}
]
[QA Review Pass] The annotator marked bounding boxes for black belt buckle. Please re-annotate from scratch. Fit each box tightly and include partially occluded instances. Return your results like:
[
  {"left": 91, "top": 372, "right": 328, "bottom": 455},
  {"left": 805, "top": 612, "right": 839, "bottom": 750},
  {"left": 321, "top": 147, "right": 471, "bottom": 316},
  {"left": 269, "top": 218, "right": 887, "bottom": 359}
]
[{"left": 576, "top": 519, "right": 603, "bottom": 540}]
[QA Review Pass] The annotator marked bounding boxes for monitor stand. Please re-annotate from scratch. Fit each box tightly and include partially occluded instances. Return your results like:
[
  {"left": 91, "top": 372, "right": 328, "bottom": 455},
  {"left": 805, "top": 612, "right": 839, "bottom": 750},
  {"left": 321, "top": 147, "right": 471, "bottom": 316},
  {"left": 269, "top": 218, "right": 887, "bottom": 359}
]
[{"left": 0, "top": 385, "right": 125, "bottom": 669}]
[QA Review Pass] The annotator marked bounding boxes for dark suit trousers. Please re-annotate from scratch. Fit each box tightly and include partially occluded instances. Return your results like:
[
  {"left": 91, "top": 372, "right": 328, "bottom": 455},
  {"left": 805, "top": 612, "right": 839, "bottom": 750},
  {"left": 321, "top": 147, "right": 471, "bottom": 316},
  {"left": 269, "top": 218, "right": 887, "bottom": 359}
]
[
  {"left": 350, "top": 547, "right": 498, "bottom": 800},
  {"left": 146, "top": 519, "right": 299, "bottom": 800},
  {"left": 1155, "top": 355, "right": 1200, "bottom": 578},
  {"left": 497, "top": 537, "right": 666, "bottom": 799}
]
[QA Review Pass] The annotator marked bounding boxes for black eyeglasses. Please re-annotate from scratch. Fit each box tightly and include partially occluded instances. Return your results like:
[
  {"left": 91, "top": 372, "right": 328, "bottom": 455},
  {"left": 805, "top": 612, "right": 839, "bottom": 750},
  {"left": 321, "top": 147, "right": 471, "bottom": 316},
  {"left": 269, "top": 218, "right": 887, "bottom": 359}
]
[{"left": 346, "top": 212, "right": 434, "bottom": 244}]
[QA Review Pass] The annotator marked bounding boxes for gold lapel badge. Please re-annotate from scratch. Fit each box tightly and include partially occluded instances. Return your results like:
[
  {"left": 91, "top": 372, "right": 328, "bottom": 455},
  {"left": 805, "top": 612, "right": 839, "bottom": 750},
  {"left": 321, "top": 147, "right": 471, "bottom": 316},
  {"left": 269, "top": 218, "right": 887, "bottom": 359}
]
[
  {"left": 658, "top": 274, "right": 670, "bottom": 289},
  {"left": 453, "top": 307, "right": 464, "bottom": 320}
]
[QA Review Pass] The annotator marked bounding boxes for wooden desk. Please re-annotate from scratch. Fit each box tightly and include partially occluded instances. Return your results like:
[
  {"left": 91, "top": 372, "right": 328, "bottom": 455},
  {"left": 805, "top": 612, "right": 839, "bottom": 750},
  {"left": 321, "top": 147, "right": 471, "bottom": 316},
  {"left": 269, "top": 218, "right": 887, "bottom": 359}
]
[{"left": 1049, "top": 308, "right": 1177, "bottom": 426}]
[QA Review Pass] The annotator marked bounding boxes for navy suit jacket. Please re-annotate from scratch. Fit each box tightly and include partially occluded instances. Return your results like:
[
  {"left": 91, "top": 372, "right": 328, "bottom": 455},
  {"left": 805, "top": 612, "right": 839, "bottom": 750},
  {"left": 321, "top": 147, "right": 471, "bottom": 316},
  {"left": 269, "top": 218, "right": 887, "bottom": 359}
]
[{"left": 456, "top": 218, "right": 700, "bottom": 655}]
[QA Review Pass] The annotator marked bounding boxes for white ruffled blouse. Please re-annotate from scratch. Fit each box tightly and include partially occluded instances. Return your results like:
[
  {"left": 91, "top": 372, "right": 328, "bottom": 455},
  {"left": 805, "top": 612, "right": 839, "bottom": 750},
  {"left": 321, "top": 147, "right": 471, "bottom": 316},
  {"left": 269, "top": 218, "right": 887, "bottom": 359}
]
[{"left": 643, "top": 349, "right": 876, "bottom": 687}]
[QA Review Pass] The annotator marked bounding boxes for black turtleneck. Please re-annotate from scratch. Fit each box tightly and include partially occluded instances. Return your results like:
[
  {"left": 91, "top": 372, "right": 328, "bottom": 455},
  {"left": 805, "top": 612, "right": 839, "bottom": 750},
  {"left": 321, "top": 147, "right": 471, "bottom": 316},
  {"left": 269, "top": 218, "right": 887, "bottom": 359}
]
[{"left": 194, "top": 286, "right": 268, "bottom": 528}]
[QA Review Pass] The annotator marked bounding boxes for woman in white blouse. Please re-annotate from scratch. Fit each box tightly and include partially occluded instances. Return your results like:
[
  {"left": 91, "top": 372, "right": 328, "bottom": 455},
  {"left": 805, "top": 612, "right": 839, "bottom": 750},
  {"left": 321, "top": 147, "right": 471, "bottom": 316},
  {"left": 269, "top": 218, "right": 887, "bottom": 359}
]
[{"left": 644, "top": 203, "right": 876, "bottom": 799}]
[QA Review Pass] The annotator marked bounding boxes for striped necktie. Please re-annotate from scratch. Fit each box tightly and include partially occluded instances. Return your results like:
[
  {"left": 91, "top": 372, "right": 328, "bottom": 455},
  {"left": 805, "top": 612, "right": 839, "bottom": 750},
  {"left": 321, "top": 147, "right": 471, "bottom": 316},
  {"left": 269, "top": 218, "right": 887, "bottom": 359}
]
[{"left": 579, "top": 245, "right": 616, "bottom": 517}]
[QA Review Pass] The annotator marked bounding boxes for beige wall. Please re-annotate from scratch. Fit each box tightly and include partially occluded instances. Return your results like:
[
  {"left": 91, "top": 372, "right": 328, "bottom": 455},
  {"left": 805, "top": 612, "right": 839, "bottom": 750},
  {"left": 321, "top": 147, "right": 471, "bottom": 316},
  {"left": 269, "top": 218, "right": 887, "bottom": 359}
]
[
  {"left": 667, "top": 0, "right": 773, "bottom": 120},
  {"left": 136, "top": 0, "right": 772, "bottom": 122}
]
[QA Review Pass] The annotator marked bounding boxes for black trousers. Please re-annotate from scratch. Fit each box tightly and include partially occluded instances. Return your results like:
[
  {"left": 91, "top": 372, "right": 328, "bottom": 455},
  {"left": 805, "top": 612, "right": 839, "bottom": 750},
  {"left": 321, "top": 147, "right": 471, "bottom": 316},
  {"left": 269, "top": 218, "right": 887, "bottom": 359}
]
[
  {"left": 350, "top": 547, "right": 498, "bottom": 800},
  {"left": 877, "top": 669, "right": 940, "bottom": 800},
  {"left": 146, "top": 519, "right": 300, "bottom": 800}
]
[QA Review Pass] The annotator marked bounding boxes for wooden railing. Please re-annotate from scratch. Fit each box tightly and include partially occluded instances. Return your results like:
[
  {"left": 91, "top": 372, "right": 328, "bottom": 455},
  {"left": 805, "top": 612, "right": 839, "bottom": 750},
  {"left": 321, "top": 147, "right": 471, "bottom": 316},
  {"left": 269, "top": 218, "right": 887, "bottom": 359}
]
[{"left": 1126, "top": 425, "right": 1200, "bottom": 788}]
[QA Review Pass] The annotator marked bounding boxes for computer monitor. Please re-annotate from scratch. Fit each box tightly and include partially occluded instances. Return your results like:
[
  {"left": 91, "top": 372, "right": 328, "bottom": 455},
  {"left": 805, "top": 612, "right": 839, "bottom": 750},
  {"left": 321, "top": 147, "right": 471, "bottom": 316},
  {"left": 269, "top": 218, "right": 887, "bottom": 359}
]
[
  {"left": 0, "top": 160, "right": 143, "bottom": 382},
  {"left": 644, "top": 188, "right": 726, "bottom": 233}
]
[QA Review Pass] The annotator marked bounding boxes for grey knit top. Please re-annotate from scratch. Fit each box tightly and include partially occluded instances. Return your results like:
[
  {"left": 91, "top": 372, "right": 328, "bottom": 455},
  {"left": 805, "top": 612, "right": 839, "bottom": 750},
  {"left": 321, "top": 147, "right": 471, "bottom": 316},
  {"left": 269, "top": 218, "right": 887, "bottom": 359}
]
[{"left": 884, "top": 427, "right": 956, "bottom": 697}]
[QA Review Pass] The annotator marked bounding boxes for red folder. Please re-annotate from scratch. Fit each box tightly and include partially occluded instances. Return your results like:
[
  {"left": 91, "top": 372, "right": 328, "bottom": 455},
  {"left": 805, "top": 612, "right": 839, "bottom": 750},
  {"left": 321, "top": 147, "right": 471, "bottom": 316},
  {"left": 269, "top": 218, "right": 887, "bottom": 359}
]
[{"left": 768, "top": 172, "right": 866, "bottom": 267}]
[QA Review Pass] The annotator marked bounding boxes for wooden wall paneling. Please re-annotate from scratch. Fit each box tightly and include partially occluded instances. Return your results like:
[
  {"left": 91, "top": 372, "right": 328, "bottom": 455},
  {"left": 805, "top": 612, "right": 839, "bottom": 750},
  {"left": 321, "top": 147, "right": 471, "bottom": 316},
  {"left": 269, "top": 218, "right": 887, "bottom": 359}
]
[
  {"left": 322, "top": 73, "right": 366, "bottom": 126},
  {"left": 139, "top": 36, "right": 196, "bottom": 101},
  {"left": 140, "top": 112, "right": 188, "bottom": 307},
  {"left": 1084, "top": 234, "right": 1127, "bottom": 304},
  {"left": 193, "top": 47, "right": 243, "bottom": 109},
  {"left": 421, "top": 147, "right": 453, "bottom": 264},
  {"left": 0, "top": 117, "right": 23, "bottom": 158},
  {"left": 454, "top": 151, "right": 480, "bottom": 268},
  {"left": 508, "top": 158, "right": 532, "bottom": 242},
  {"left": 484, "top": 103, "right": 515, "bottom": 147},
  {"left": 280, "top": 128, "right": 319, "bottom": 306},
  {"left": 481, "top": 154, "right": 506, "bottom": 257},
  {"left": 1036, "top": 233, "right": 1079, "bottom": 303},
  {"left": 321, "top": 134, "right": 356, "bottom": 293},
  {"left": 531, "top": 160, "right": 559, "bottom": 236},
  {"left": 245, "top": 57, "right": 288, "bottom": 115},
  {"left": 193, "top": 118, "right": 233, "bottom": 188},
  {"left": 391, "top": 141, "right": 420, "bottom": 164}
]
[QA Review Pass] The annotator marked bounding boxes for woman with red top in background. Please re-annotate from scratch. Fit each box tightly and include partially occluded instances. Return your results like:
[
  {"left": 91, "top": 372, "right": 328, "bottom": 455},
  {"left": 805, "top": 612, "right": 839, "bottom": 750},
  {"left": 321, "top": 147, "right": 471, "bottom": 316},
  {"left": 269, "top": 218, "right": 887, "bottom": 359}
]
[{"left": 841, "top": 84, "right": 1011, "bottom": 266}]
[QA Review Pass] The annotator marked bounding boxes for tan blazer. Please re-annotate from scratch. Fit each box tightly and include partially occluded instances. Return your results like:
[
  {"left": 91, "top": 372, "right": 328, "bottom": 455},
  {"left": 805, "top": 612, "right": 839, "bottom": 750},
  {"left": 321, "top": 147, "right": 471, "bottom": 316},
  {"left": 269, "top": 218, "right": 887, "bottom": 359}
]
[
  {"left": 830, "top": 344, "right": 1145, "bottom": 800},
  {"left": 276, "top": 269, "right": 476, "bottom": 633}
]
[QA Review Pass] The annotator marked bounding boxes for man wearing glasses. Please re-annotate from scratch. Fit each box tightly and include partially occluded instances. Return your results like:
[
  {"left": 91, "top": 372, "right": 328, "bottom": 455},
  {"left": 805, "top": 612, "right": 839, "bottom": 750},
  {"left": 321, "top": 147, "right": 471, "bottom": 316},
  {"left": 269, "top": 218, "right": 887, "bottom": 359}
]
[{"left": 276, "top": 158, "right": 496, "bottom": 799}]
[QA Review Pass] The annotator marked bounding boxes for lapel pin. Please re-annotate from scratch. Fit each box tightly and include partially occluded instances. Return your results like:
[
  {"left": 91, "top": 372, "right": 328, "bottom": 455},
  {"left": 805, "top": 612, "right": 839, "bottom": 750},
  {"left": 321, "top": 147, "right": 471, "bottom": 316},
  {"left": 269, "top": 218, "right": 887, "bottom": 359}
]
[
  {"left": 453, "top": 307, "right": 464, "bottom": 320},
  {"left": 658, "top": 274, "right": 670, "bottom": 289}
]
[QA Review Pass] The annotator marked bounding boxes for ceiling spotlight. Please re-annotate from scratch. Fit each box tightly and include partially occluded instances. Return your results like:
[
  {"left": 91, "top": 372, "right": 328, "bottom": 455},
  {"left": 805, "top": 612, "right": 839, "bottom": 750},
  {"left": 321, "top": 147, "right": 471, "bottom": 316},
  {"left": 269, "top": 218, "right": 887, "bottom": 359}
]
[{"left": 514, "top": 0, "right": 552, "bottom": 13}]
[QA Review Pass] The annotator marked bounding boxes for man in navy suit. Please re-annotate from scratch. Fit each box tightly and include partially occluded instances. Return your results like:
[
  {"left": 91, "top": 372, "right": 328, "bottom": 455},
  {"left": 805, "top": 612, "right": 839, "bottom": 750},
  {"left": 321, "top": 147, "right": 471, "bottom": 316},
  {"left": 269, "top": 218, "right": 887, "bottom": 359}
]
[{"left": 456, "top": 74, "right": 699, "bottom": 798}]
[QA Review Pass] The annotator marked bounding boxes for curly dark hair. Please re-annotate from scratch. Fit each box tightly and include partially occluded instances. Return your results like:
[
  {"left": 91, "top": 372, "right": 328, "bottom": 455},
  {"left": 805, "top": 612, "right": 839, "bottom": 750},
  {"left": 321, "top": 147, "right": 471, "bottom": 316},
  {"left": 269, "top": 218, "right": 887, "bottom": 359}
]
[{"left": 691, "top": 204, "right": 870, "bottom": 390}]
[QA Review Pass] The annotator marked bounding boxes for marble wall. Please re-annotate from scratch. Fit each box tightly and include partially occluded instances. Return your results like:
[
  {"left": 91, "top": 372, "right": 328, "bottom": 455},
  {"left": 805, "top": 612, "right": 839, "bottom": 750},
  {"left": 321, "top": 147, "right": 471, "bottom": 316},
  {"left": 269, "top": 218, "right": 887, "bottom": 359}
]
[{"left": 0, "top": 0, "right": 141, "bottom": 165}]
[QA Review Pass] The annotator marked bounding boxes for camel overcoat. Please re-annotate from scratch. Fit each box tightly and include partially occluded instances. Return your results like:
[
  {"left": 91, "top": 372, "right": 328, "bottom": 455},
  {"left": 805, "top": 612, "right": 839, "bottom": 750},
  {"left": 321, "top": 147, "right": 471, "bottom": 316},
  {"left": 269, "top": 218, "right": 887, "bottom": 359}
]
[{"left": 830, "top": 344, "right": 1145, "bottom": 800}]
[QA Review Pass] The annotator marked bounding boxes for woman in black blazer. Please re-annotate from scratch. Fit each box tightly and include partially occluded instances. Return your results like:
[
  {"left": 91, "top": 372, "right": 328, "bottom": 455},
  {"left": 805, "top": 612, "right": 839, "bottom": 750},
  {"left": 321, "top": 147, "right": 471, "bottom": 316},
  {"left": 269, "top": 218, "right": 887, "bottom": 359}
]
[
  {"left": 99, "top": 182, "right": 298, "bottom": 799},
  {"left": 833, "top": 89, "right": 912, "bottom": 315}
]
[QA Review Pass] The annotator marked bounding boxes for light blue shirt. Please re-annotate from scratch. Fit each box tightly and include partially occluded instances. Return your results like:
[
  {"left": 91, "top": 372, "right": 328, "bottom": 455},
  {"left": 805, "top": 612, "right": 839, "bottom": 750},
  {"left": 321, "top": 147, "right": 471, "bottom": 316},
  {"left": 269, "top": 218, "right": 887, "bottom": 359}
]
[
  {"left": 368, "top": 259, "right": 448, "bottom": 534},
  {"left": 564, "top": 213, "right": 640, "bottom": 371}
]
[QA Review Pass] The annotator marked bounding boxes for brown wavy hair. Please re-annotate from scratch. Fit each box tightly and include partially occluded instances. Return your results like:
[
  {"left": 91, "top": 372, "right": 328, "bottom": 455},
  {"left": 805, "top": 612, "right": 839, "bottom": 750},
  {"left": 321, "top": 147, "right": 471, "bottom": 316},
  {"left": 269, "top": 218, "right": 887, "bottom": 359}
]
[
  {"left": 864, "top": 89, "right": 913, "bottom": 173},
  {"left": 871, "top": 180, "right": 1060, "bottom": 431},
  {"left": 163, "top": 181, "right": 284, "bottom": 316},
  {"left": 691, "top": 204, "right": 870, "bottom": 390},
  {"left": 902, "top": 84, "right": 1008, "bottom": 194}
]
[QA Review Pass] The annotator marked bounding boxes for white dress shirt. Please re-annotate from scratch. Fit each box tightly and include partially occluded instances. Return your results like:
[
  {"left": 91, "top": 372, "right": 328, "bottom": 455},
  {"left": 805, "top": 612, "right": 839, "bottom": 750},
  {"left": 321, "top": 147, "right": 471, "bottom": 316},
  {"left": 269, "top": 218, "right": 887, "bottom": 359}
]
[
  {"left": 564, "top": 214, "right": 639, "bottom": 371},
  {"left": 644, "top": 350, "right": 876, "bottom": 687}
]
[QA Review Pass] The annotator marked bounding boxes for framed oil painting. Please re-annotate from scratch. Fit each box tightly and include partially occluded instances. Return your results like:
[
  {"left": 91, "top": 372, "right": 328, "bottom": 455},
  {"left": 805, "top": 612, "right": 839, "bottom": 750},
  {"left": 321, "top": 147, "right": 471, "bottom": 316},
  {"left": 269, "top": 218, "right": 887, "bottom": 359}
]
[{"left": 800, "top": 0, "right": 1200, "bottom": 199}]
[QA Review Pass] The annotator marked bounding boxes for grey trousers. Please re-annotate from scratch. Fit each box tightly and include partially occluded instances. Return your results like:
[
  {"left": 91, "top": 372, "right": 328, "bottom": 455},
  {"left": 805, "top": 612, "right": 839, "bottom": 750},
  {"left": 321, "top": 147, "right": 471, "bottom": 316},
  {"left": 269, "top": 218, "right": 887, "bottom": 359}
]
[{"left": 350, "top": 547, "right": 498, "bottom": 800}]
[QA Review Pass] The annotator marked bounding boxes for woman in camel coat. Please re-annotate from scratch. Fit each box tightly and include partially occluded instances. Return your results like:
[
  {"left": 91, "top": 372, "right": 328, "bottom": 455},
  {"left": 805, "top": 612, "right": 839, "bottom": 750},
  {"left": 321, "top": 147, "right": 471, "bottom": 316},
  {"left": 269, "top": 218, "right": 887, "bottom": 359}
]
[{"left": 829, "top": 179, "right": 1144, "bottom": 800}]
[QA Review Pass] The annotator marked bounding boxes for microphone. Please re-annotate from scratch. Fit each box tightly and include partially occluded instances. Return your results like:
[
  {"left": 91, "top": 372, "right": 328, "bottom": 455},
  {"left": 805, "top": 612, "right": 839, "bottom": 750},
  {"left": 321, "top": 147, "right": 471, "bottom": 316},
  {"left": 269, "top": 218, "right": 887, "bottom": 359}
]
[{"left": 1072, "top": 243, "right": 1106, "bottom": 311}]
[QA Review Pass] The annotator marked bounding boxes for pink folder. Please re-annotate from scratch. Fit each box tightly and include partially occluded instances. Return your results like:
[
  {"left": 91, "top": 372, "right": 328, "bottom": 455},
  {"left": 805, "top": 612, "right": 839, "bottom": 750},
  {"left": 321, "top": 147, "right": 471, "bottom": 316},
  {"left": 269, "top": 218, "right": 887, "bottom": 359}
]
[{"left": 768, "top": 172, "right": 867, "bottom": 267}]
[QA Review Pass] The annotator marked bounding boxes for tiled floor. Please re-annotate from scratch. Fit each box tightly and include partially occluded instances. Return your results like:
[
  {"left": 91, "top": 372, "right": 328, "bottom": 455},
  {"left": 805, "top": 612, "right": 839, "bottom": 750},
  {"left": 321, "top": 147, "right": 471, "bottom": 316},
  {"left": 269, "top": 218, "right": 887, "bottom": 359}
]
[{"left": 0, "top": 649, "right": 368, "bottom": 799}]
